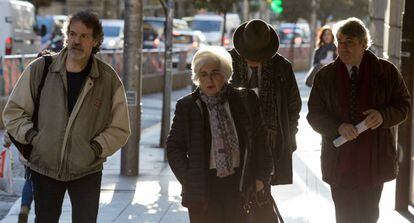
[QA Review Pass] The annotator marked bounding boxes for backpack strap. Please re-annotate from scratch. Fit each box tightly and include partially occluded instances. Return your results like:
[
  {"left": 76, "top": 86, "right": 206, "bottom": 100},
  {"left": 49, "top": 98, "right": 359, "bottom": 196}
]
[{"left": 32, "top": 55, "right": 52, "bottom": 129}]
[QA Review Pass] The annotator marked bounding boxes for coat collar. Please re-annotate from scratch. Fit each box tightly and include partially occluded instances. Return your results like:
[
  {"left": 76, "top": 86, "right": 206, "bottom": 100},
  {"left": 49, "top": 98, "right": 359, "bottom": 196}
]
[
  {"left": 49, "top": 47, "right": 100, "bottom": 78},
  {"left": 334, "top": 50, "right": 382, "bottom": 77}
]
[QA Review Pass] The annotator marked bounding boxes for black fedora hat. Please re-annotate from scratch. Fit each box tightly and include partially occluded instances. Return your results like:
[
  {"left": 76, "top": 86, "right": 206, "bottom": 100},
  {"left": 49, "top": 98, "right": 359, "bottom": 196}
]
[{"left": 233, "top": 19, "right": 279, "bottom": 62}]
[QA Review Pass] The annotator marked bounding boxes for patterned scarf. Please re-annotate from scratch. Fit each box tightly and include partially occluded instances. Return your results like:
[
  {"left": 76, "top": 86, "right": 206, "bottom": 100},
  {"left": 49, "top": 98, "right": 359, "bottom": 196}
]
[
  {"left": 229, "top": 49, "right": 278, "bottom": 149},
  {"left": 200, "top": 85, "right": 240, "bottom": 178}
]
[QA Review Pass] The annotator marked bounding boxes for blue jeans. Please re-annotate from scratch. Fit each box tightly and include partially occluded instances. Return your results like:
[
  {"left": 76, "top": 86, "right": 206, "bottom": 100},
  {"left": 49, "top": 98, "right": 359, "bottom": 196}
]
[
  {"left": 21, "top": 178, "right": 33, "bottom": 208},
  {"left": 21, "top": 167, "right": 33, "bottom": 208},
  {"left": 31, "top": 170, "right": 102, "bottom": 223}
]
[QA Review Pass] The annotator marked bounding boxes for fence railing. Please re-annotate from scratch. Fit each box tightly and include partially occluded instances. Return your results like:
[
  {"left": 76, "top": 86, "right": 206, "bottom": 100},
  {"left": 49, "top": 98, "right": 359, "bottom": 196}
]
[{"left": 0, "top": 49, "right": 189, "bottom": 97}]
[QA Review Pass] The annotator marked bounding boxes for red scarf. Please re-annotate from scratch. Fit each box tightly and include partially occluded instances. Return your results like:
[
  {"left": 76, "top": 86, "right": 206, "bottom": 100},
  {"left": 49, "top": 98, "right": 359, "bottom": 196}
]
[{"left": 336, "top": 55, "right": 375, "bottom": 188}]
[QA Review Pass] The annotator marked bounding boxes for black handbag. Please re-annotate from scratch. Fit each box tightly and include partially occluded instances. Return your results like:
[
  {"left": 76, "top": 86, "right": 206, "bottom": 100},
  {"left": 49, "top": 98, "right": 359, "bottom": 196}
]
[
  {"left": 244, "top": 190, "right": 284, "bottom": 223},
  {"left": 305, "top": 63, "right": 323, "bottom": 87},
  {"left": 8, "top": 55, "right": 52, "bottom": 161}
]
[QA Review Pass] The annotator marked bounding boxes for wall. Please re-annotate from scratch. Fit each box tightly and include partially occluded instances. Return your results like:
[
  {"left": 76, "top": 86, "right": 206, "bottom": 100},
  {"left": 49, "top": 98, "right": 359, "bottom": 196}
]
[{"left": 369, "top": 0, "right": 387, "bottom": 56}]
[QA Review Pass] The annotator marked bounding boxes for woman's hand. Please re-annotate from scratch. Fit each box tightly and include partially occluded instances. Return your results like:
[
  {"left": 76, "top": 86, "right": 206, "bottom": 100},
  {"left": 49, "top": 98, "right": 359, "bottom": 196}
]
[{"left": 256, "top": 180, "right": 264, "bottom": 192}]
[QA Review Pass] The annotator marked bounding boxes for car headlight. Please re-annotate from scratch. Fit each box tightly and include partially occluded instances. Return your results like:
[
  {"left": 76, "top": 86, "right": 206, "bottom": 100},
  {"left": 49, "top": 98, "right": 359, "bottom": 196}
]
[{"left": 108, "top": 39, "right": 116, "bottom": 47}]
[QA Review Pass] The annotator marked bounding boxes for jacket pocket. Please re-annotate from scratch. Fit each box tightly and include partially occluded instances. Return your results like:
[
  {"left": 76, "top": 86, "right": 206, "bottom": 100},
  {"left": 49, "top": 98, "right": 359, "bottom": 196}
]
[
  {"left": 320, "top": 137, "right": 337, "bottom": 181},
  {"left": 31, "top": 131, "right": 41, "bottom": 148},
  {"left": 67, "top": 136, "right": 96, "bottom": 172},
  {"left": 30, "top": 129, "right": 60, "bottom": 170}
]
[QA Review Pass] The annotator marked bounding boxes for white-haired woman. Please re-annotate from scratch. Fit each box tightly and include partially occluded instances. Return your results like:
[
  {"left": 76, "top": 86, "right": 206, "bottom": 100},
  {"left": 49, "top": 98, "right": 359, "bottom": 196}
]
[{"left": 166, "top": 46, "right": 273, "bottom": 223}]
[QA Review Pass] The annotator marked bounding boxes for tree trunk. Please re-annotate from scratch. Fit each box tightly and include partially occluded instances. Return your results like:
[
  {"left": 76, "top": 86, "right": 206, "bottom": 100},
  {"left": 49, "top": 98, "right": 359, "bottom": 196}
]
[
  {"left": 160, "top": 0, "right": 174, "bottom": 153},
  {"left": 121, "top": 0, "right": 143, "bottom": 176}
]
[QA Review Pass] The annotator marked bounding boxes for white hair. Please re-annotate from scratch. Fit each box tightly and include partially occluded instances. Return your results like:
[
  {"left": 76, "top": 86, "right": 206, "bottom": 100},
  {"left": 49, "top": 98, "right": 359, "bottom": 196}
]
[
  {"left": 191, "top": 46, "right": 233, "bottom": 86},
  {"left": 333, "top": 17, "right": 372, "bottom": 49}
]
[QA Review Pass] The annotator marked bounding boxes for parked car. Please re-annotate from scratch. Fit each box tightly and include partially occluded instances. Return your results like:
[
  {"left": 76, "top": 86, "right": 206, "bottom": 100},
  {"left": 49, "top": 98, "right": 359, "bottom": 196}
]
[
  {"left": 276, "top": 22, "right": 311, "bottom": 46},
  {"left": 101, "top": 19, "right": 124, "bottom": 50},
  {"left": 275, "top": 22, "right": 312, "bottom": 71},
  {"left": 191, "top": 13, "right": 240, "bottom": 47},
  {"left": 36, "top": 15, "right": 67, "bottom": 36},
  {"left": 0, "top": 0, "right": 40, "bottom": 55},
  {"left": 36, "top": 15, "right": 66, "bottom": 51},
  {"left": 100, "top": 17, "right": 191, "bottom": 50},
  {"left": 171, "top": 30, "right": 206, "bottom": 67},
  {"left": 144, "top": 17, "right": 191, "bottom": 49}
]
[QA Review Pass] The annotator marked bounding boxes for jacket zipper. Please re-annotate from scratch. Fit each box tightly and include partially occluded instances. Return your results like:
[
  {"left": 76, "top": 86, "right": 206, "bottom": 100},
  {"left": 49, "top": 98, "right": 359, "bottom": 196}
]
[{"left": 57, "top": 78, "right": 94, "bottom": 177}]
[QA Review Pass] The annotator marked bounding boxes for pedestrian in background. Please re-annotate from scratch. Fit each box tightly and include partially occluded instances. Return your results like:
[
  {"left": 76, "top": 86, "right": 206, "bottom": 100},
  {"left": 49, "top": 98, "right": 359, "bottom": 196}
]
[
  {"left": 166, "top": 46, "right": 273, "bottom": 223},
  {"left": 3, "top": 133, "right": 33, "bottom": 223},
  {"left": 307, "top": 17, "right": 410, "bottom": 223},
  {"left": 305, "top": 25, "right": 337, "bottom": 87},
  {"left": 230, "top": 19, "right": 301, "bottom": 187},
  {"left": 17, "top": 153, "right": 32, "bottom": 223},
  {"left": 12, "top": 49, "right": 53, "bottom": 223},
  {"left": 3, "top": 10, "right": 131, "bottom": 223}
]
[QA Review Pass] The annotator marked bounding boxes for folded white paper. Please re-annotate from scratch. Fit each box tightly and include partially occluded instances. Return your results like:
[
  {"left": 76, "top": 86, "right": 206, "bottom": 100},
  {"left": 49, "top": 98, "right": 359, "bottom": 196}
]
[{"left": 333, "top": 121, "right": 368, "bottom": 147}]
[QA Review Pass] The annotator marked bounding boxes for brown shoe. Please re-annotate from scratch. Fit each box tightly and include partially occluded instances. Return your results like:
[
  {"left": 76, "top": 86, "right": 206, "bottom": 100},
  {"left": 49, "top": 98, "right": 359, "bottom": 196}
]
[
  {"left": 18, "top": 206, "right": 30, "bottom": 223},
  {"left": 18, "top": 213, "right": 28, "bottom": 223}
]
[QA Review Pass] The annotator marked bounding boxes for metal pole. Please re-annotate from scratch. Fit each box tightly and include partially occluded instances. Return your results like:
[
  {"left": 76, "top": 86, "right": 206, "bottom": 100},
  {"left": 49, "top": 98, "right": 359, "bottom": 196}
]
[
  {"left": 396, "top": 0, "right": 413, "bottom": 212},
  {"left": 160, "top": 0, "right": 174, "bottom": 154},
  {"left": 243, "top": 0, "right": 249, "bottom": 21},
  {"left": 121, "top": 0, "right": 143, "bottom": 176}
]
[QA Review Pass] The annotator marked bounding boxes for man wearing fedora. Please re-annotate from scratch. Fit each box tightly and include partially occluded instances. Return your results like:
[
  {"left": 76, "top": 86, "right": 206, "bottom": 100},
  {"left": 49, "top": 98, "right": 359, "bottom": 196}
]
[{"left": 230, "top": 19, "right": 301, "bottom": 186}]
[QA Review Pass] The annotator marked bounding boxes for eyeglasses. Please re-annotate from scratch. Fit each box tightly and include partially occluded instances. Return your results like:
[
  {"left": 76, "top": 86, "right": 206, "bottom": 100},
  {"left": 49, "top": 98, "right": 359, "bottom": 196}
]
[{"left": 198, "top": 70, "right": 223, "bottom": 80}]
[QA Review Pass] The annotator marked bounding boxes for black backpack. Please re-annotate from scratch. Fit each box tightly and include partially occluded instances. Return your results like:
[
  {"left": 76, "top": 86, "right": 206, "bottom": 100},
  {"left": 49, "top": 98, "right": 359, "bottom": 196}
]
[{"left": 8, "top": 55, "right": 52, "bottom": 160}]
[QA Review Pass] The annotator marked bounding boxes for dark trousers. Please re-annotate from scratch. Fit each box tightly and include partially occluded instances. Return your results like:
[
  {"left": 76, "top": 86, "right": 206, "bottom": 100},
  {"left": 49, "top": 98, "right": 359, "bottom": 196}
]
[
  {"left": 188, "top": 170, "right": 246, "bottom": 223},
  {"left": 330, "top": 184, "right": 383, "bottom": 223},
  {"left": 31, "top": 170, "right": 102, "bottom": 223}
]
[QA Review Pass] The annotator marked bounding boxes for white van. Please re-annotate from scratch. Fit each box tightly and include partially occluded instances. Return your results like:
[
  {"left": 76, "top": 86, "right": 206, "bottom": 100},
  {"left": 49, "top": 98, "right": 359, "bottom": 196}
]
[
  {"left": 101, "top": 19, "right": 124, "bottom": 50},
  {"left": 0, "top": 0, "right": 40, "bottom": 56},
  {"left": 191, "top": 13, "right": 240, "bottom": 47}
]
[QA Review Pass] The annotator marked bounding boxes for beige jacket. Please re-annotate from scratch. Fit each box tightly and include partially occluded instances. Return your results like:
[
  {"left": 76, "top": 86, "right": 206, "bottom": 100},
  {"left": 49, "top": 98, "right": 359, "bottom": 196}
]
[{"left": 3, "top": 49, "right": 131, "bottom": 181}]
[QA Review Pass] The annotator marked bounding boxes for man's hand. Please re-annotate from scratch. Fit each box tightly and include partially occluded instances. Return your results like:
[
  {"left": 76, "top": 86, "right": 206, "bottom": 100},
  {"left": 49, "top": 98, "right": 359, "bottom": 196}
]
[
  {"left": 256, "top": 180, "right": 264, "bottom": 192},
  {"left": 3, "top": 142, "right": 10, "bottom": 148},
  {"left": 338, "top": 123, "right": 359, "bottom": 141},
  {"left": 363, "top": 109, "right": 383, "bottom": 130}
]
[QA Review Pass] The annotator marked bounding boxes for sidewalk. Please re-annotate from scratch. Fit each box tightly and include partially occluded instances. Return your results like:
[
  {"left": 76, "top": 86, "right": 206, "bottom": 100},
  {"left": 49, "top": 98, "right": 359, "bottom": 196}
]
[{"left": 2, "top": 117, "right": 410, "bottom": 223}]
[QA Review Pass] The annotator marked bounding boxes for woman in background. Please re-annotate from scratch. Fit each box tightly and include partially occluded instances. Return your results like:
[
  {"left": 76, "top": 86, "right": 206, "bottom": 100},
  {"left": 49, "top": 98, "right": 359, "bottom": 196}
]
[{"left": 306, "top": 25, "right": 337, "bottom": 87}]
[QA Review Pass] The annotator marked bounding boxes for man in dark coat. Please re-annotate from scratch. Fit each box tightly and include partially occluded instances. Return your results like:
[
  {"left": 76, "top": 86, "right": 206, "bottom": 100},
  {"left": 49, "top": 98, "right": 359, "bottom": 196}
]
[
  {"left": 307, "top": 17, "right": 411, "bottom": 223},
  {"left": 230, "top": 19, "right": 301, "bottom": 185}
]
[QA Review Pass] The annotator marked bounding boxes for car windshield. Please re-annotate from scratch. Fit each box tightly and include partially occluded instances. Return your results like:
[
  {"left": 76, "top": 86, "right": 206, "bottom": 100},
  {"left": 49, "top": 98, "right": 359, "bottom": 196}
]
[
  {"left": 145, "top": 20, "right": 165, "bottom": 35},
  {"left": 103, "top": 26, "right": 121, "bottom": 37},
  {"left": 192, "top": 20, "right": 221, "bottom": 32},
  {"left": 173, "top": 34, "right": 193, "bottom": 44}
]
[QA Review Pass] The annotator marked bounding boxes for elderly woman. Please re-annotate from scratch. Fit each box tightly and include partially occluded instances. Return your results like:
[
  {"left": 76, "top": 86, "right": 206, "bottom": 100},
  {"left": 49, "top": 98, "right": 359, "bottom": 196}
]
[{"left": 166, "top": 46, "right": 273, "bottom": 223}]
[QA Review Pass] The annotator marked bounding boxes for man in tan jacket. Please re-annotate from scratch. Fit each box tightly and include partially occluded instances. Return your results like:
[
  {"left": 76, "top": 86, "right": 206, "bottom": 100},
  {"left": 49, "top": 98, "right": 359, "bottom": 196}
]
[{"left": 3, "top": 10, "right": 130, "bottom": 222}]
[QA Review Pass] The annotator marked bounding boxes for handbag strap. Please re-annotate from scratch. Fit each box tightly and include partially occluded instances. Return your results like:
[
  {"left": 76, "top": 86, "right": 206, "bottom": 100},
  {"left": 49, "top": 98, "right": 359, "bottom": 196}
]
[
  {"left": 32, "top": 55, "right": 52, "bottom": 130},
  {"left": 239, "top": 89, "right": 284, "bottom": 223},
  {"left": 270, "top": 196, "right": 284, "bottom": 223}
]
